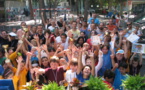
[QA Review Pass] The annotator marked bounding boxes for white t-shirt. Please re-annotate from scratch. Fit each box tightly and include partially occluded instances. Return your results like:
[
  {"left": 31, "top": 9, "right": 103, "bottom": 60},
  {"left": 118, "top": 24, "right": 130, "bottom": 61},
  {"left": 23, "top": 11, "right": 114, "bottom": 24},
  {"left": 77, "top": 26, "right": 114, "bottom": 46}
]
[
  {"left": 56, "top": 36, "right": 61, "bottom": 43},
  {"left": 123, "top": 14, "right": 129, "bottom": 22},
  {"left": 65, "top": 70, "right": 77, "bottom": 83},
  {"left": 48, "top": 26, "right": 55, "bottom": 32},
  {"left": 61, "top": 37, "right": 69, "bottom": 50}
]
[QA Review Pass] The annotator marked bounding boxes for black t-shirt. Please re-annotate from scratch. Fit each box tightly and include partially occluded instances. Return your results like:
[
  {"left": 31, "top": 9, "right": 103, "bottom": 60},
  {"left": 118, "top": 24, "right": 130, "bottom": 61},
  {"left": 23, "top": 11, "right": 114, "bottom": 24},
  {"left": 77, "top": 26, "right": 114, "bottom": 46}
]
[
  {"left": 129, "top": 64, "right": 142, "bottom": 76},
  {"left": 0, "top": 36, "right": 9, "bottom": 47},
  {"left": 9, "top": 39, "right": 18, "bottom": 48},
  {"left": 57, "top": 21, "right": 63, "bottom": 27}
]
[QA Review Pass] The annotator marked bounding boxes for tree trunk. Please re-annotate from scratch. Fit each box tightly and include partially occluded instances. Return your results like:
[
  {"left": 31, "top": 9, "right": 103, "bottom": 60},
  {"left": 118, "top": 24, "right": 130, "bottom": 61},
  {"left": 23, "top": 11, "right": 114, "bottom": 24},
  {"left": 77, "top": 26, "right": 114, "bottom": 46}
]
[
  {"left": 28, "top": 0, "right": 34, "bottom": 19},
  {"left": 76, "top": 0, "right": 79, "bottom": 15},
  {"left": 69, "top": 0, "right": 72, "bottom": 11},
  {"left": 39, "top": 0, "right": 47, "bottom": 20},
  {"left": 49, "top": 0, "right": 52, "bottom": 18},
  {"left": 84, "top": 0, "right": 90, "bottom": 21}
]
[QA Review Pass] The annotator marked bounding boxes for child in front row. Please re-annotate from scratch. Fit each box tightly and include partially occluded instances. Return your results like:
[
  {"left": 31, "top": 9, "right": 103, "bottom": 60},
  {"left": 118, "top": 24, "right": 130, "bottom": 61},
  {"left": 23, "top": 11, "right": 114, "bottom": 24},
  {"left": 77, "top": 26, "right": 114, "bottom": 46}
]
[
  {"left": 129, "top": 52, "right": 142, "bottom": 76},
  {"left": 112, "top": 62, "right": 128, "bottom": 90},
  {"left": 1, "top": 57, "right": 22, "bottom": 90},
  {"left": 103, "top": 70, "right": 115, "bottom": 90}
]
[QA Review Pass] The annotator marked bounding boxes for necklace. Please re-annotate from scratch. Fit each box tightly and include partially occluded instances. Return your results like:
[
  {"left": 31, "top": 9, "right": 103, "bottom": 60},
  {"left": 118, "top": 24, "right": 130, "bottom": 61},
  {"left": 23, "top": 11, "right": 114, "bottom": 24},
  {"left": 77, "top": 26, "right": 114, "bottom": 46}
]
[{"left": 52, "top": 68, "right": 58, "bottom": 83}]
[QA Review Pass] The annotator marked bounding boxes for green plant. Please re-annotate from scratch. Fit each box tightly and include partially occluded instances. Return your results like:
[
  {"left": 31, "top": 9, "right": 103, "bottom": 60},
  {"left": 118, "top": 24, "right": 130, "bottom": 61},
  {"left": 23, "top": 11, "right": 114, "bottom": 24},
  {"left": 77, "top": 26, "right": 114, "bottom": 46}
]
[
  {"left": 42, "top": 82, "right": 65, "bottom": 90},
  {"left": 122, "top": 75, "right": 145, "bottom": 90},
  {"left": 24, "top": 81, "right": 37, "bottom": 90},
  {"left": 85, "top": 76, "right": 111, "bottom": 90}
]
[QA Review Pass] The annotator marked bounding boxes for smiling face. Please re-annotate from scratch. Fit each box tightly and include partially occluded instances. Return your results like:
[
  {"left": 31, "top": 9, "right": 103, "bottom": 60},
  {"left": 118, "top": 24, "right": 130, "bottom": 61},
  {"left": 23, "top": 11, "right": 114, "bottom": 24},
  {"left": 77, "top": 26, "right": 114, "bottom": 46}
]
[
  {"left": 116, "top": 53, "right": 124, "bottom": 60},
  {"left": 83, "top": 66, "right": 91, "bottom": 77}
]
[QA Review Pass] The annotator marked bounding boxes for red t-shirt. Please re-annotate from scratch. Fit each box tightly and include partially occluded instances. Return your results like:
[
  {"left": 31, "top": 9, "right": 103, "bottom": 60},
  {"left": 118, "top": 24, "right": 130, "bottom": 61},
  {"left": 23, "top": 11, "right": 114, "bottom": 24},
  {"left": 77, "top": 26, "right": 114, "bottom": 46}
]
[
  {"left": 45, "top": 67, "right": 64, "bottom": 84},
  {"left": 107, "top": 25, "right": 117, "bottom": 31}
]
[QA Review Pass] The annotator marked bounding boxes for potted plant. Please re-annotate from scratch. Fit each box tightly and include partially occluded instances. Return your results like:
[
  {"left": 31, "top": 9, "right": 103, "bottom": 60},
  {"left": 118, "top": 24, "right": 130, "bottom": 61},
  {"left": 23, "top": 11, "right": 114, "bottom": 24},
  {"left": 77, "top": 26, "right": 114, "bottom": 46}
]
[
  {"left": 84, "top": 76, "right": 111, "bottom": 90},
  {"left": 122, "top": 75, "right": 145, "bottom": 90},
  {"left": 42, "top": 82, "right": 65, "bottom": 90}
]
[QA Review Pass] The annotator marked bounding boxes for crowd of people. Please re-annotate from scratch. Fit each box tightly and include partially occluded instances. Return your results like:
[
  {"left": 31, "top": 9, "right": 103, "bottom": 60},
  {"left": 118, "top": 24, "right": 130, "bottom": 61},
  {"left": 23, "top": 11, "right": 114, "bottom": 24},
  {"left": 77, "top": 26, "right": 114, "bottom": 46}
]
[{"left": 0, "top": 12, "right": 144, "bottom": 90}]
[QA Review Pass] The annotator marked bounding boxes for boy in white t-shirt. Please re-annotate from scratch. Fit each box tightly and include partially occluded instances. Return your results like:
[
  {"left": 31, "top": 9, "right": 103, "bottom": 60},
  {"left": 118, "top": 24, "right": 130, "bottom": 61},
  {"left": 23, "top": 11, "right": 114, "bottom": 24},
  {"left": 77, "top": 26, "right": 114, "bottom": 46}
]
[{"left": 65, "top": 59, "right": 78, "bottom": 89}]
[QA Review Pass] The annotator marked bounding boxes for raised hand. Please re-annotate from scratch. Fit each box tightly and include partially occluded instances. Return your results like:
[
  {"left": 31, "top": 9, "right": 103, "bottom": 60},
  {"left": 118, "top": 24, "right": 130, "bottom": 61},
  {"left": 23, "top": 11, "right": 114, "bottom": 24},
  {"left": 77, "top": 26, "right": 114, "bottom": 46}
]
[
  {"left": 41, "top": 44, "right": 48, "bottom": 51},
  {"left": 26, "top": 52, "right": 33, "bottom": 58},
  {"left": 99, "top": 50, "right": 103, "bottom": 57},
  {"left": 110, "top": 54, "right": 115, "bottom": 59},
  {"left": 36, "top": 47, "right": 41, "bottom": 52},
  {"left": 114, "top": 63, "right": 119, "bottom": 68}
]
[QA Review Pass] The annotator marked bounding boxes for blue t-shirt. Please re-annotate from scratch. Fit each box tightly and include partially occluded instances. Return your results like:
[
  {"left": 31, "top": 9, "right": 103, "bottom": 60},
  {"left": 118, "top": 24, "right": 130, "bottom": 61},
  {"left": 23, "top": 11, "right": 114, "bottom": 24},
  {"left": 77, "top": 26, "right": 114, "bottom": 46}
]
[
  {"left": 88, "top": 18, "right": 100, "bottom": 25},
  {"left": 76, "top": 72, "right": 90, "bottom": 83},
  {"left": 113, "top": 69, "right": 128, "bottom": 90},
  {"left": 80, "top": 29, "right": 90, "bottom": 37},
  {"left": 98, "top": 50, "right": 112, "bottom": 76},
  {"left": 0, "top": 65, "right": 4, "bottom": 75}
]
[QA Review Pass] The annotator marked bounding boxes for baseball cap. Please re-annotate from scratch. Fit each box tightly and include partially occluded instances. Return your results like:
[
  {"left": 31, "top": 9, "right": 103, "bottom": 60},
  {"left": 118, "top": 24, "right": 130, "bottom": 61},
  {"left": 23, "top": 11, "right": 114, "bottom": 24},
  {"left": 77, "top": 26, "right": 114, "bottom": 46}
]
[
  {"left": 9, "top": 32, "right": 17, "bottom": 37},
  {"left": 116, "top": 49, "right": 124, "bottom": 54}
]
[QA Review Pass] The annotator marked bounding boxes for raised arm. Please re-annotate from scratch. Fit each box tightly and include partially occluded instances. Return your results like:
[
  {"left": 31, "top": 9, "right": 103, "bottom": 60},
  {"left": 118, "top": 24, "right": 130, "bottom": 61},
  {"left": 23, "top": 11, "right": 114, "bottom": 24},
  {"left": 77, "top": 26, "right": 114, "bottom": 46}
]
[
  {"left": 15, "top": 56, "right": 23, "bottom": 76},
  {"left": 36, "top": 47, "right": 42, "bottom": 66},
  {"left": 122, "top": 39, "right": 128, "bottom": 59},
  {"left": 130, "top": 52, "right": 136, "bottom": 64},
  {"left": 24, "top": 38, "right": 34, "bottom": 47},
  {"left": 139, "top": 53, "right": 142, "bottom": 65},
  {"left": 41, "top": 44, "right": 49, "bottom": 60},
  {"left": 41, "top": 12, "right": 47, "bottom": 26},
  {"left": 116, "top": 31, "right": 123, "bottom": 49},
  {"left": 110, "top": 54, "right": 115, "bottom": 68},
  {"left": 15, "top": 40, "right": 23, "bottom": 53},
  {"left": 44, "top": 33, "right": 49, "bottom": 45},
  {"left": 77, "top": 49, "right": 83, "bottom": 74},
  {"left": 95, "top": 50, "right": 103, "bottom": 76},
  {"left": 89, "top": 52, "right": 95, "bottom": 76},
  {"left": 33, "top": 34, "right": 40, "bottom": 47},
  {"left": 25, "top": 52, "right": 32, "bottom": 69}
]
